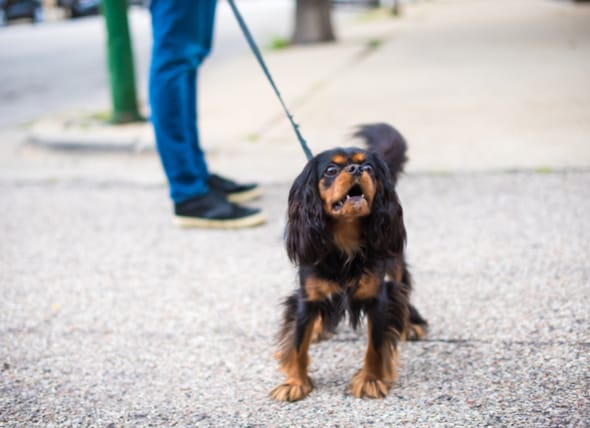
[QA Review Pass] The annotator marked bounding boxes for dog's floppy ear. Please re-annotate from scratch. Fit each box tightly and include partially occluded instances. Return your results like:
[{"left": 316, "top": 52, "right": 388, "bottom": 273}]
[
  {"left": 366, "top": 154, "right": 407, "bottom": 257},
  {"left": 286, "top": 158, "right": 329, "bottom": 265}
]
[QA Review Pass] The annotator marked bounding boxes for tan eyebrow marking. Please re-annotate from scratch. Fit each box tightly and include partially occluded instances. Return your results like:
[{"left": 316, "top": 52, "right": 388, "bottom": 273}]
[
  {"left": 351, "top": 152, "right": 366, "bottom": 163},
  {"left": 331, "top": 154, "right": 347, "bottom": 164}
]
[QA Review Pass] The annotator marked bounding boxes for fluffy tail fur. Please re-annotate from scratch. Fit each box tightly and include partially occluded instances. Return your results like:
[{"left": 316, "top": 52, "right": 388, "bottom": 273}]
[{"left": 354, "top": 123, "right": 408, "bottom": 186}]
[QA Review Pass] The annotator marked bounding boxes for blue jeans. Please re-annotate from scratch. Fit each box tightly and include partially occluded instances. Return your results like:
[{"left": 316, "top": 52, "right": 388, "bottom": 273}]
[{"left": 149, "top": 0, "right": 217, "bottom": 204}]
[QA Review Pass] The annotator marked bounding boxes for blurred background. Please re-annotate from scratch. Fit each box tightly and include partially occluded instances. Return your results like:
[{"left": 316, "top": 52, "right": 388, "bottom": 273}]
[
  {"left": 0, "top": 0, "right": 294, "bottom": 127},
  {"left": 0, "top": 0, "right": 588, "bottom": 181},
  {"left": 0, "top": 0, "right": 384, "bottom": 127}
]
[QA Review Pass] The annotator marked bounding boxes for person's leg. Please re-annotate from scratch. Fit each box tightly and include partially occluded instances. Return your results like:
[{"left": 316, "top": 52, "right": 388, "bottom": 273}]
[
  {"left": 185, "top": 0, "right": 216, "bottom": 181},
  {"left": 149, "top": 0, "right": 216, "bottom": 204},
  {"left": 149, "top": 0, "right": 265, "bottom": 228}
]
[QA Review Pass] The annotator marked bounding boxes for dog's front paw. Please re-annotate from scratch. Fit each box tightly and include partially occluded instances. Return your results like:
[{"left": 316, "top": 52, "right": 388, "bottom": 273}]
[
  {"left": 349, "top": 371, "right": 390, "bottom": 399},
  {"left": 270, "top": 378, "right": 313, "bottom": 402}
]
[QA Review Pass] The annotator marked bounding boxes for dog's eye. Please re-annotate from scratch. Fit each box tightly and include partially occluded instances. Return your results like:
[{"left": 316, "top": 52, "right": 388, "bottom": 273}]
[
  {"left": 324, "top": 165, "right": 339, "bottom": 177},
  {"left": 362, "top": 164, "right": 374, "bottom": 174}
]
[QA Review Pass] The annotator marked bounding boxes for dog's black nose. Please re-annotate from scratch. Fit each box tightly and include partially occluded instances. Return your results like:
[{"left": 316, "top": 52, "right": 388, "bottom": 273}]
[{"left": 345, "top": 164, "right": 362, "bottom": 177}]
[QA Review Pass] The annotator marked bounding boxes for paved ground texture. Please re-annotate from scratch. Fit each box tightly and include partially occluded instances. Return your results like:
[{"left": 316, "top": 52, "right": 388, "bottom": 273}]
[
  {"left": 1, "top": 0, "right": 589, "bottom": 426},
  {"left": 1, "top": 172, "right": 588, "bottom": 427}
]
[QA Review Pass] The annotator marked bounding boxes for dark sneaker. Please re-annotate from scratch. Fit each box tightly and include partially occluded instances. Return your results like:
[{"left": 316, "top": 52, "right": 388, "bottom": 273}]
[
  {"left": 207, "top": 173, "right": 262, "bottom": 203},
  {"left": 174, "top": 191, "right": 266, "bottom": 229}
]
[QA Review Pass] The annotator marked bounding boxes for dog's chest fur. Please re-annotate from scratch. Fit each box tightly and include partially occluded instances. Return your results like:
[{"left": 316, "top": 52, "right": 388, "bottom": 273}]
[
  {"left": 309, "top": 246, "right": 378, "bottom": 292},
  {"left": 331, "top": 220, "right": 362, "bottom": 260}
]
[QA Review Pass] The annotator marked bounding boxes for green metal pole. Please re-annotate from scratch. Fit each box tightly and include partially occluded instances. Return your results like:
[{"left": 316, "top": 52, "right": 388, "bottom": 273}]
[{"left": 101, "top": 0, "right": 142, "bottom": 124}]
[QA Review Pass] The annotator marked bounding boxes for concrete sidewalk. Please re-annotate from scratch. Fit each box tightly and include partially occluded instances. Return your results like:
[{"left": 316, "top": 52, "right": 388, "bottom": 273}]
[
  {"left": 19, "top": 0, "right": 590, "bottom": 183},
  {"left": 1, "top": 0, "right": 589, "bottom": 426}
]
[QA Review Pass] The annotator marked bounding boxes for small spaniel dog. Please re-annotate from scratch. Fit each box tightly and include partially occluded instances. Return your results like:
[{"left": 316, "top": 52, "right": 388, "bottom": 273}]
[{"left": 271, "top": 123, "right": 427, "bottom": 402}]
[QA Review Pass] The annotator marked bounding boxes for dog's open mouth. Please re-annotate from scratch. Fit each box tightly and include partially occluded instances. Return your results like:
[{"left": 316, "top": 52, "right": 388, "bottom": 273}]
[{"left": 332, "top": 184, "right": 366, "bottom": 212}]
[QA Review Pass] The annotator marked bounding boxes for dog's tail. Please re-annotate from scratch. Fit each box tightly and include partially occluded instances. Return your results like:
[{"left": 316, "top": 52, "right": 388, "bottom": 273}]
[{"left": 354, "top": 123, "right": 408, "bottom": 186}]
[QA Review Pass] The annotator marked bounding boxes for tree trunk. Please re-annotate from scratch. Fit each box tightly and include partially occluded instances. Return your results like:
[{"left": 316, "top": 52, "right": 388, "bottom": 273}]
[
  {"left": 391, "top": 0, "right": 401, "bottom": 16},
  {"left": 292, "top": 0, "right": 335, "bottom": 45}
]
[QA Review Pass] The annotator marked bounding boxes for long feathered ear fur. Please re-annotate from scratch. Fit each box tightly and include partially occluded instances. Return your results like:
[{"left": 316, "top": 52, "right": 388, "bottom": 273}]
[
  {"left": 365, "top": 153, "right": 407, "bottom": 257},
  {"left": 286, "top": 159, "right": 330, "bottom": 265}
]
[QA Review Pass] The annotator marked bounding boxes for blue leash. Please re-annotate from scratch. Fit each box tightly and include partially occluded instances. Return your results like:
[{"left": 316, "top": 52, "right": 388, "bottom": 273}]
[{"left": 226, "top": 0, "right": 314, "bottom": 161}]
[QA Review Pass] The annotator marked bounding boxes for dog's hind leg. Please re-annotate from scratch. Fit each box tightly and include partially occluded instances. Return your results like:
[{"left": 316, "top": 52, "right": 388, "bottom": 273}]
[
  {"left": 399, "top": 266, "right": 428, "bottom": 340},
  {"left": 406, "top": 303, "right": 428, "bottom": 340},
  {"left": 310, "top": 314, "right": 333, "bottom": 343},
  {"left": 389, "top": 258, "right": 428, "bottom": 341}
]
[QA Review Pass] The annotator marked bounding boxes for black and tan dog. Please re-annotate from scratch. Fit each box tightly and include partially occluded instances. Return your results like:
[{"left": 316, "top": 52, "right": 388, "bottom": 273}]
[{"left": 271, "top": 123, "right": 427, "bottom": 402}]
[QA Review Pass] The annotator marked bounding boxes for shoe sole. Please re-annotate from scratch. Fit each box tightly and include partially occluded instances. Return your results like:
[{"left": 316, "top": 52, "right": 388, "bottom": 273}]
[
  {"left": 173, "top": 211, "right": 267, "bottom": 229},
  {"left": 226, "top": 187, "right": 263, "bottom": 204}
]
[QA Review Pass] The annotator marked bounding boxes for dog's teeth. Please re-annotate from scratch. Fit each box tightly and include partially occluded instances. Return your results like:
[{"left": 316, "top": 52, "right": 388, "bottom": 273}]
[{"left": 346, "top": 195, "right": 350, "bottom": 200}]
